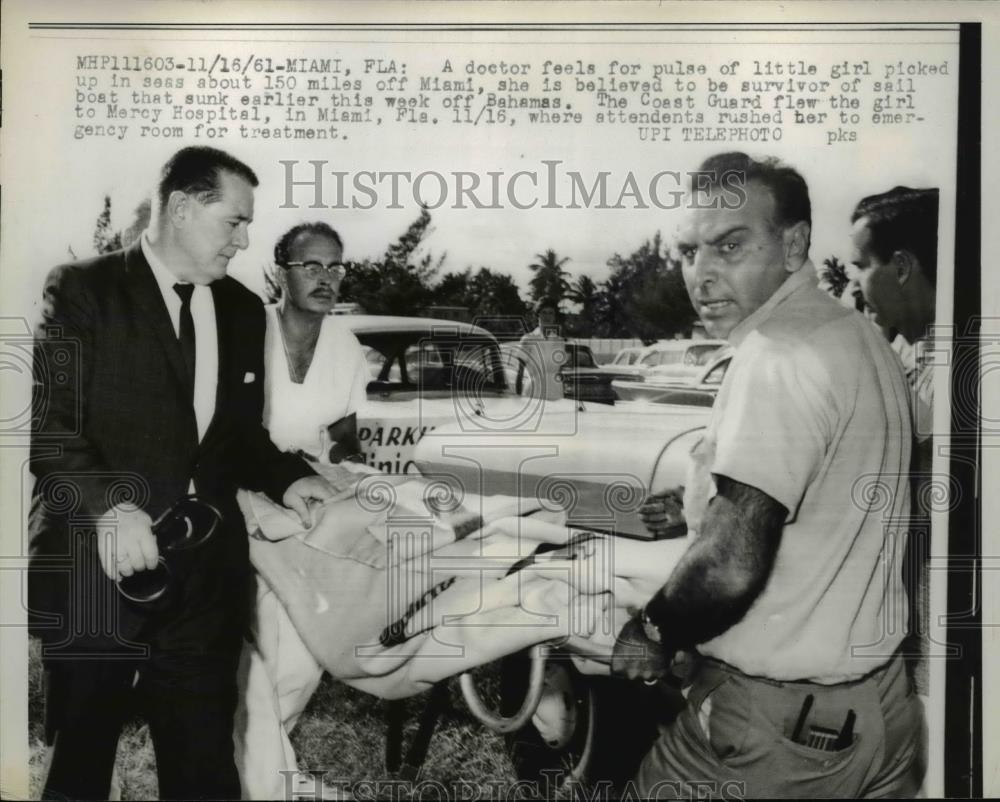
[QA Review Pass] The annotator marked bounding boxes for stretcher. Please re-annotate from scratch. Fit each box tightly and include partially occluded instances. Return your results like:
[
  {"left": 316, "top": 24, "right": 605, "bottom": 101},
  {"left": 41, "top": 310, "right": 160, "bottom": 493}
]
[{"left": 238, "top": 461, "right": 695, "bottom": 731}]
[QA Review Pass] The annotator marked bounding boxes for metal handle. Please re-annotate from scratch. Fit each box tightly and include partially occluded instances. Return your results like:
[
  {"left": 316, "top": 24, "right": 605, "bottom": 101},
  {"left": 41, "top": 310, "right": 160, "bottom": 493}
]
[{"left": 458, "top": 643, "right": 548, "bottom": 734}]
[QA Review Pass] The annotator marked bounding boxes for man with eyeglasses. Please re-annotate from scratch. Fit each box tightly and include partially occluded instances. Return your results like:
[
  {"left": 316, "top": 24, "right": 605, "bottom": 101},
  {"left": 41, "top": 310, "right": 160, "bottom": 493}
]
[
  {"left": 236, "top": 221, "right": 370, "bottom": 800},
  {"left": 260, "top": 221, "right": 366, "bottom": 457},
  {"left": 29, "top": 146, "right": 335, "bottom": 800}
]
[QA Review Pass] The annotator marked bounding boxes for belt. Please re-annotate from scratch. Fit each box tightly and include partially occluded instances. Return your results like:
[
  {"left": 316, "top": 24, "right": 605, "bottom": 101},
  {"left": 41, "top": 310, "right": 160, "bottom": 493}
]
[{"left": 700, "top": 650, "right": 901, "bottom": 691}]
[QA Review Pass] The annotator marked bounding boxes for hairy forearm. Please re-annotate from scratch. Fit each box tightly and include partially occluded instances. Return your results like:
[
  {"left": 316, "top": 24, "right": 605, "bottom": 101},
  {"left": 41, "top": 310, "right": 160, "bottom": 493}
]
[
  {"left": 238, "top": 423, "right": 316, "bottom": 502},
  {"left": 643, "top": 475, "right": 786, "bottom": 651}
]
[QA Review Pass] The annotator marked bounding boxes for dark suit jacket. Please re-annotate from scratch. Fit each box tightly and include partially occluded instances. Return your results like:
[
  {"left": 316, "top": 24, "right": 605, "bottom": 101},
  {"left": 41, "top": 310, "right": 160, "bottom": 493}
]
[{"left": 29, "top": 242, "right": 314, "bottom": 655}]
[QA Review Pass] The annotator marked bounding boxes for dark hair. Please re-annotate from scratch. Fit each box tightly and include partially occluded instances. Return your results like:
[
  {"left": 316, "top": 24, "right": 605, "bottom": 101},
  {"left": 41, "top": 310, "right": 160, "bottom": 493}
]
[
  {"left": 273, "top": 222, "right": 344, "bottom": 266},
  {"left": 536, "top": 298, "right": 559, "bottom": 314},
  {"left": 156, "top": 146, "right": 258, "bottom": 212},
  {"left": 691, "top": 151, "right": 812, "bottom": 233},
  {"left": 851, "top": 187, "right": 939, "bottom": 286}
]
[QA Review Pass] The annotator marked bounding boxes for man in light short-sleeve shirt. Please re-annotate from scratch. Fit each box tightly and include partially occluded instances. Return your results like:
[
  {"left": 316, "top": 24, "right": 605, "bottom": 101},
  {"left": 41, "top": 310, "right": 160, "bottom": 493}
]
[{"left": 613, "top": 153, "right": 924, "bottom": 798}]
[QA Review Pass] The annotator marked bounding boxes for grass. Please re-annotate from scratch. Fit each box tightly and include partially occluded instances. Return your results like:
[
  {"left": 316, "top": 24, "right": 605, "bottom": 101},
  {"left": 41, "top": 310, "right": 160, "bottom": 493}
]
[
  {"left": 285, "top": 662, "right": 518, "bottom": 795},
  {"left": 29, "top": 638, "right": 519, "bottom": 799}
]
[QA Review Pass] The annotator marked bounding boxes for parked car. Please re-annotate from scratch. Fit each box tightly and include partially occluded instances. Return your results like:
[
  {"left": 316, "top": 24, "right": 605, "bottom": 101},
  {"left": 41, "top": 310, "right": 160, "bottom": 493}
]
[
  {"left": 613, "top": 349, "right": 733, "bottom": 406},
  {"left": 605, "top": 345, "right": 645, "bottom": 369},
  {"left": 343, "top": 316, "right": 592, "bottom": 472},
  {"left": 499, "top": 340, "right": 634, "bottom": 405},
  {"left": 630, "top": 339, "right": 727, "bottom": 382},
  {"left": 598, "top": 344, "right": 655, "bottom": 380}
]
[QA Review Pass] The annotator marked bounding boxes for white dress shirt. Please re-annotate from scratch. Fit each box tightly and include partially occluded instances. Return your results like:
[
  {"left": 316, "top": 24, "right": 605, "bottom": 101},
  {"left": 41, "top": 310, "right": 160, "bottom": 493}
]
[{"left": 141, "top": 232, "right": 218, "bottom": 442}]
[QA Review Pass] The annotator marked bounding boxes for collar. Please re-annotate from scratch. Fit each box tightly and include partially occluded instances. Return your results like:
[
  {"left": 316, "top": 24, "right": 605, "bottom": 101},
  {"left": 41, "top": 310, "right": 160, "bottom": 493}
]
[
  {"left": 726, "top": 262, "right": 818, "bottom": 348},
  {"left": 141, "top": 230, "right": 191, "bottom": 298}
]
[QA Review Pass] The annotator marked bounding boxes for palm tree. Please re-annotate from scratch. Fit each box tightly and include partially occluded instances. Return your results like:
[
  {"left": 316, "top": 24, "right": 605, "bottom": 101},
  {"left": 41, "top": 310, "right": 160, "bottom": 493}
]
[
  {"left": 567, "top": 274, "right": 598, "bottom": 310},
  {"left": 818, "top": 256, "right": 850, "bottom": 299},
  {"left": 527, "top": 249, "right": 570, "bottom": 308}
]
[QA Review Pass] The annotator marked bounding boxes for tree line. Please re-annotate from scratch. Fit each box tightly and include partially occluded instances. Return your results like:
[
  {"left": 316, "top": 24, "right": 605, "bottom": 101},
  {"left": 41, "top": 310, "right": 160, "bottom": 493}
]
[
  {"left": 93, "top": 199, "right": 850, "bottom": 343},
  {"left": 328, "top": 207, "right": 702, "bottom": 342}
]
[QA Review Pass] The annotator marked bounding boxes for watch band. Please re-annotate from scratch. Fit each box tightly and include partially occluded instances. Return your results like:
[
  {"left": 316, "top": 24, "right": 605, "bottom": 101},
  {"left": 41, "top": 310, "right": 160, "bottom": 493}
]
[{"left": 640, "top": 604, "right": 663, "bottom": 644}]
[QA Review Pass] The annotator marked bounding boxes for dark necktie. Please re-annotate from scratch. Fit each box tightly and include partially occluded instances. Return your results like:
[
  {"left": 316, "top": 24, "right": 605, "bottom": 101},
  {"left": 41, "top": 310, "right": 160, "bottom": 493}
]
[{"left": 173, "top": 283, "right": 196, "bottom": 396}]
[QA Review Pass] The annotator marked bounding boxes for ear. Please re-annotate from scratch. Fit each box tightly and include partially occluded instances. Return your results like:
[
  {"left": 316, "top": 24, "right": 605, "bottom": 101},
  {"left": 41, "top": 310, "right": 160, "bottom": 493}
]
[
  {"left": 782, "top": 221, "right": 811, "bottom": 271},
  {"left": 275, "top": 265, "right": 289, "bottom": 292},
  {"left": 892, "top": 250, "right": 916, "bottom": 286},
  {"left": 165, "top": 190, "right": 189, "bottom": 227}
]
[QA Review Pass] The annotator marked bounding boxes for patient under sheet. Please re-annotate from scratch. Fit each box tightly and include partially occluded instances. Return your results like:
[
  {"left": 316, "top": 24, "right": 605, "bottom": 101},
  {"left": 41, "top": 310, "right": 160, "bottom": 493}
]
[{"left": 239, "top": 463, "right": 693, "bottom": 699}]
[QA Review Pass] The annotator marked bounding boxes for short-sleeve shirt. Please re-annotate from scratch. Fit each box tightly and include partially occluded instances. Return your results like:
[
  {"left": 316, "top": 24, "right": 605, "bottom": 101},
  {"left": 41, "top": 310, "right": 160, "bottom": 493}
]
[{"left": 693, "top": 265, "right": 913, "bottom": 683}]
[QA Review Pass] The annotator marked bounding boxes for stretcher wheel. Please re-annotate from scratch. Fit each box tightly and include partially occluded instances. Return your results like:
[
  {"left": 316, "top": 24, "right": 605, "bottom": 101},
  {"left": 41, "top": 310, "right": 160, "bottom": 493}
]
[
  {"left": 500, "top": 648, "right": 671, "bottom": 791},
  {"left": 459, "top": 643, "right": 548, "bottom": 734}
]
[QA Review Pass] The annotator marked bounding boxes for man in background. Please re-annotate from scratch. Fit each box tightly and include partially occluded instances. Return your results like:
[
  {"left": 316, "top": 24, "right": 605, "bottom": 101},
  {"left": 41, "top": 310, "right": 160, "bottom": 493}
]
[
  {"left": 513, "top": 299, "right": 566, "bottom": 399},
  {"left": 850, "top": 186, "right": 939, "bottom": 453},
  {"left": 30, "top": 146, "right": 333, "bottom": 800},
  {"left": 526, "top": 298, "right": 563, "bottom": 339},
  {"left": 850, "top": 186, "right": 940, "bottom": 697}
]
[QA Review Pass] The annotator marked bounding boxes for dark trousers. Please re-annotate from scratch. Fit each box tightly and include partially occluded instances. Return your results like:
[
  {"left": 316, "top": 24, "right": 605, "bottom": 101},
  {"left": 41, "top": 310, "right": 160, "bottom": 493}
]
[{"left": 42, "top": 649, "right": 241, "bottom": 801}]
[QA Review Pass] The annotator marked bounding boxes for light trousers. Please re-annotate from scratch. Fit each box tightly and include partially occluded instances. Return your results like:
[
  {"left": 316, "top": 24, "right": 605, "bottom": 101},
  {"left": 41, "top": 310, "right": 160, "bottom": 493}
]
[
  {"left": 636, "top": 651, "right": 925, "bottom": 799},
  {"left": 235, "top": 578, "right": 325, "bottom": 800}
]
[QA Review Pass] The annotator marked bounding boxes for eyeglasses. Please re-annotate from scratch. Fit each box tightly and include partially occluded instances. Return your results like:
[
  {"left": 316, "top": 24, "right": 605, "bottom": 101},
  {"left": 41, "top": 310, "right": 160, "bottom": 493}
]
[
  {"left": 284, "top": 261, "right": 347, "bottom": 281},
  {"left": 116, "top": 495, "right": 221, "bottom": 605}
]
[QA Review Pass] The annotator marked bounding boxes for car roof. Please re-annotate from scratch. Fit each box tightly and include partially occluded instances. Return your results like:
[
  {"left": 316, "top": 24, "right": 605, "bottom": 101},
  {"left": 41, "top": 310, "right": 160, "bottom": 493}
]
[
  {"left": 340, "top": 314, "right": 495, "bottom": 339},
  {"left": 497, "top": 340, "right": 589, "bottom": 354},
  {"left": 642, "top": 339, "right": 727, "bottom": 352},
  {"left": 637, "top": 339, "right": 723, "bottom": 361}
]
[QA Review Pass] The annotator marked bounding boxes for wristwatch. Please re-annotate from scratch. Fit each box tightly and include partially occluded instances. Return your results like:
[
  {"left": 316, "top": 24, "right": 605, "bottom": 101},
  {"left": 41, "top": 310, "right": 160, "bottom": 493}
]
[{"left": 640, "top": 604, "right": 663, "bottom": 644}]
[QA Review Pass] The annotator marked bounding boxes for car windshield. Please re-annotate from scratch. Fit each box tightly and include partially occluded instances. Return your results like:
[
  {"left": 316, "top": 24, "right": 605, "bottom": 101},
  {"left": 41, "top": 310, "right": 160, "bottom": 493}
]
[
  {"left": 642, "top": 349, "right": 684, "bottom": 367},
  {"left": 358, "top": 331, "right": 508, "bottom": 394},
  {"left": 684, "top": 344, "right": 724, "bottom": 366},
  {"left": 701, "top": 357, "right": 731, "bottom": 385}
]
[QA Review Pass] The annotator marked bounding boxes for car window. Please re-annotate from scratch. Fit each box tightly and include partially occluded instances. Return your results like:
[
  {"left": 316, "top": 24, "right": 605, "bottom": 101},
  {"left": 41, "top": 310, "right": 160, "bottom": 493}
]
[
  {"left": 639, "top": 350, "right": 662, "bottom": 367},
  {"left": 356, "top": 331, "right": 506, "bottom": 392},
  {"left": 702, "top": 358, "right": 730, "bottom": 385},
  {"left": 644, "top": 349, "right": 683, "bottom": 367},
  {"left": 404, "top": 342, "right": 445, "bottom": 369},
  {"left": 685, "top": 344, "right": 723, "bottom": 366},
  {"left": 454, "top": 342, "right": 503, "bottom": 387},
  {"left": 361, "top": 345, "right": 395, "bottom": 381},
  {"left": 565, "top": 345, "right": 596, "bottom": 369}
]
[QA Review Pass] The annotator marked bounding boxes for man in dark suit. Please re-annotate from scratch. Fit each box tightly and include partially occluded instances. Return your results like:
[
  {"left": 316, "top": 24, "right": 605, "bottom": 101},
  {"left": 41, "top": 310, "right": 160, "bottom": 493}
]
[{"left": 29, "top": 146, "right": 334, "bottom": 800}]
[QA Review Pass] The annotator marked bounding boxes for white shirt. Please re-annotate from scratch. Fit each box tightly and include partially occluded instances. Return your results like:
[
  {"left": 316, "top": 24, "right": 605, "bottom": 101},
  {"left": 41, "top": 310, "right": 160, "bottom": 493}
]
[
  {"left": 263, "top": 305, "right": 368, "bottom": 458},
  {"left": 141, "top": 232, "right": 218, "bottom": 442},
  {"left": 693, "top": 265, "right": 912, "bottom": 682}
]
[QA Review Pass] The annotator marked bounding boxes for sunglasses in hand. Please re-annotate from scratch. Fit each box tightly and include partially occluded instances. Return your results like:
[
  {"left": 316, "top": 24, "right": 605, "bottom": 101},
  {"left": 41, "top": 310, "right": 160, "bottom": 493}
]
[{"left": 116, "top": 495, "right": 221, "bottom": 604}]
